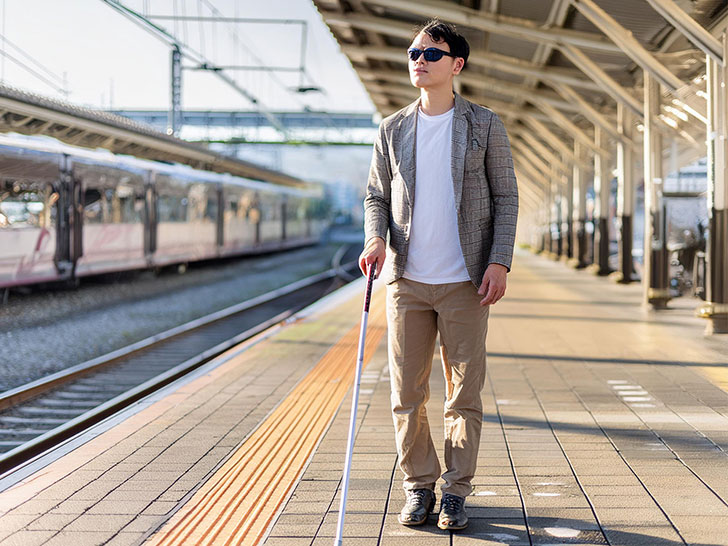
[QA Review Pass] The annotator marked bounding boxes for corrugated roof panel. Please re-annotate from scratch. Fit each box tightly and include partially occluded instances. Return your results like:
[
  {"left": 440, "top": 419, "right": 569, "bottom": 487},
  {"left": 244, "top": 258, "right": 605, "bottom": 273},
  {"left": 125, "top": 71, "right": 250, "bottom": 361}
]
[
  {"left": 568, "top": 0, "right": 671, "bottom": 48},
  {"left": 480, "top": 67, "right": 529, "bottom": 85},
  {"left": 487, "top": 33, "right": 540, "bottom": 60},
  {"left": 498, "top": 0, "right": 555, "bottom": 24}
]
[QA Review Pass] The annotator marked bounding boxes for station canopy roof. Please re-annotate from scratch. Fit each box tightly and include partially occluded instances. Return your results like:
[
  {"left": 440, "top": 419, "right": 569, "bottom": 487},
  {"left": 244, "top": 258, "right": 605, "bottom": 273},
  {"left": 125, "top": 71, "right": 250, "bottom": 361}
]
[
  {"left": 313, "top": 0, "right": 728, "bottom": 171},
  {"left": 0, "top": 83, "right": 309, "bottom": 188}
]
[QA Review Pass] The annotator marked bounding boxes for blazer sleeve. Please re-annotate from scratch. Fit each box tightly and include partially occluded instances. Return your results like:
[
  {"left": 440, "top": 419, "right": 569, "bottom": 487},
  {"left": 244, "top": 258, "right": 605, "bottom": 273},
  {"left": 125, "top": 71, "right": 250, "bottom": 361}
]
[
  {"left": 485, "top": 112, "right": 519, "bottom": 271},
  {"left": 363, "top": 123, "right": 392, "bottom": 245}
]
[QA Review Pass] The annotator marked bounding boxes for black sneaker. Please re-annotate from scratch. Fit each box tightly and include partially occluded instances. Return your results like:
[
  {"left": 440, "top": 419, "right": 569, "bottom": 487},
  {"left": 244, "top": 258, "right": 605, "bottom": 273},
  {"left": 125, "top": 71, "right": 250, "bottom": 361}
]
[
  {"left": 398, "top": 488, "right": 436, "bottom": 526},
  {"left": 437, "top": 493, "right": 467, "bottom": 530}
]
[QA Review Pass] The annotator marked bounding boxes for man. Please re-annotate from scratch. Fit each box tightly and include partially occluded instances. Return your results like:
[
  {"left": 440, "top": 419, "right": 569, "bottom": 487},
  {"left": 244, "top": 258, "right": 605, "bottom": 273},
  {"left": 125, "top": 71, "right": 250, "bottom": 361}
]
[{"left": 358, "top": 19, "right": 518, "bottom": 531}]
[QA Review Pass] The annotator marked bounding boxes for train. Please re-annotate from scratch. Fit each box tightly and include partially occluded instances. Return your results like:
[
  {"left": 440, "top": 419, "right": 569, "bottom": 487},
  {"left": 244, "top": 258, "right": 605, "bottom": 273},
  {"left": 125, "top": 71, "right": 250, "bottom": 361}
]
[{"left": 0, "top": 134, "right": 330, "bottom": 289}]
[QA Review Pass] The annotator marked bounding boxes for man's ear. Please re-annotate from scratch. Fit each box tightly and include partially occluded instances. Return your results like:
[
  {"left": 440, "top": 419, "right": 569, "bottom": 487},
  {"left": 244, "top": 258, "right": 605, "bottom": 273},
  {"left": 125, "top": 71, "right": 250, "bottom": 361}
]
[{"left": 453, "top": 58, "right": 464, "bottom": 75}]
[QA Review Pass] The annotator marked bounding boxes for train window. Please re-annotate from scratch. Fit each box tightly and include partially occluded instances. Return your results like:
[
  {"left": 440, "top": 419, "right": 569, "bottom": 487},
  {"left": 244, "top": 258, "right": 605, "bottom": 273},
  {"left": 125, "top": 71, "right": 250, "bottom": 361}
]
[
  {"left": 205, "top": 196, "right": 217, "bottom": 222},
  {"left": 158, "top": 195, "right": 188, "bottom": 222},
  {"left": 286, "top": 197, "right": 305, "bottom": 220},
  {"left": 240, "top": 194, "right": 255, "bottom": 220},
  {"left": 0, "top": 179, "right": 56, "bottom": 229},
  {"left": 115, "top": 184, "right": 143, "bottom": 223},
  {"left": 83, "top": 188, "right": 104, "bottom": 224},
  {"left": 259, "top": 194, "right": 280, "bottom": 221}
]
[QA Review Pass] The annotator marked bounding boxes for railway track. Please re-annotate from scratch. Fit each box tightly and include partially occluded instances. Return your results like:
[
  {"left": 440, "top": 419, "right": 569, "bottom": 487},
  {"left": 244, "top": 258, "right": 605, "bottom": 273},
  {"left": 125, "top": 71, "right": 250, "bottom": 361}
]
[{"left": 0, "top": 247, "right": 361, "bottom": 476}]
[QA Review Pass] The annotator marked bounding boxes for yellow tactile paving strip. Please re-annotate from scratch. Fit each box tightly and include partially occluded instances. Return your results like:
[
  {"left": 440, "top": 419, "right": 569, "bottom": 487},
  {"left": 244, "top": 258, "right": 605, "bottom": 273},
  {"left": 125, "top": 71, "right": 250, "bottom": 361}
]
[
  {"left": 145, "top": 303, "right": 387, "bottom": 546},
  {"left": 698, "top": 365, "right": 728, "bottom": 394}
]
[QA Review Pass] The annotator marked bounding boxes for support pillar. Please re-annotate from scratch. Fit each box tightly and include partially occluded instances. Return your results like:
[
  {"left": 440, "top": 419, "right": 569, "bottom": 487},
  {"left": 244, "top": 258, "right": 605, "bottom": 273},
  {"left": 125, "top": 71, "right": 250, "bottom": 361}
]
[
  {"left": 569, "top": 140, "right": 589, "bottom": 268},
  {"left": 545, "top": 169, "right": 553, "bottom": 256},
  {"left": 537, "top": 194, "right": 547, "bottom": 253},
  {"left": 698, "top": 32, "right": 728, "bottom": 333},
  {"left": 642, "top": 72, "right": 671, "bottom": 308},
  {"left": 613, "top": 103, "right": 635, "bottom": 283},
  {"left": 551, "top": 164, "right": 562, "bottom": 257},
  {"left": 561, "top": 151, "right": 574, "bottom": 260},
  {"left": 591, "top": 126, "right": 611, "bottom": 275}
]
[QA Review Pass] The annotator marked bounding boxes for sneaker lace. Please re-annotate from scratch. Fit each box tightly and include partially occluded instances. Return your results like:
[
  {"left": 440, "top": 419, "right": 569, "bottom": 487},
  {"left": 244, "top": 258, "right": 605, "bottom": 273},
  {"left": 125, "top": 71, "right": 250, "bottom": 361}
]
[
  {"left": 406, "top": 489, "right": 428, "bottom": 507},
  {"left": 442, "top": 494, "right": 463, "bottom": 513}
]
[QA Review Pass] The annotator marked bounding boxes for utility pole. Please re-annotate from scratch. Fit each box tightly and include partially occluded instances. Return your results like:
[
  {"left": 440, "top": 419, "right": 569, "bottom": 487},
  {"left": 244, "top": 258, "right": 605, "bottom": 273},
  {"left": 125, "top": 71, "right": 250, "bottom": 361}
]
[{"left": 169, "top": 45, "right": 182, "bottom": 137}]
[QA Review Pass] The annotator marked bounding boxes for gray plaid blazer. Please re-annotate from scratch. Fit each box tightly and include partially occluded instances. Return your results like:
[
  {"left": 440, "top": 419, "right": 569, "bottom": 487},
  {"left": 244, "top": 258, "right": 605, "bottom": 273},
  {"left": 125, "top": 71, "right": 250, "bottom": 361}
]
[{"left": 364, "top": 92, "right": 519, "bottom": 287}]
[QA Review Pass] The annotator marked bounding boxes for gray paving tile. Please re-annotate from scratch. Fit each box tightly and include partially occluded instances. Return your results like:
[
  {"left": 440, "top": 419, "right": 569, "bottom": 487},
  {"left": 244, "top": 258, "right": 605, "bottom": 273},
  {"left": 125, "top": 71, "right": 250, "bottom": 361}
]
[
  {"left": 23, "top": 513, "right": 78, "bottom": 531},
  {"left": 43, "top": 530, "right": 118, "bottom": 546},
  {"left": 6, "top": 499, "right": 59, "bottom": 515},
  {"left": 0, "top": 513, "right": 37, "bottom": 540},
  {"left": 102, "top": 532, "right": 145, "bottom": 546},
  {"left": 602, "top": 525, "right": 683, "bottom": 545},
  {"left": 0, "top": 530, "right": 56, "bottom": 546},
  {"left": 452, "top": 519, "right": 529, "bottom": 545},
  {"left": 263, "top": 539, "right": 314, "bottom": 546}
]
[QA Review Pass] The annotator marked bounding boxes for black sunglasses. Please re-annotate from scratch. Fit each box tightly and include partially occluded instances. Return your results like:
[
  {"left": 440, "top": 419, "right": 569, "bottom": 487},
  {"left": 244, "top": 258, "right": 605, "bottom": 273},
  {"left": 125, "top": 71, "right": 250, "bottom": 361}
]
[{"left": 407, "top": 47, "right": 457, "bottom": 62}]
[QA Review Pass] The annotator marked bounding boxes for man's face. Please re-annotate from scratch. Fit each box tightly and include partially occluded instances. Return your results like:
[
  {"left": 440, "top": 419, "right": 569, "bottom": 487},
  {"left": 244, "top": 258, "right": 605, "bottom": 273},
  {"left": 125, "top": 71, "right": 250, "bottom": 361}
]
[{"left": 408, "top": 31, "right": 463, "bottom": 90}]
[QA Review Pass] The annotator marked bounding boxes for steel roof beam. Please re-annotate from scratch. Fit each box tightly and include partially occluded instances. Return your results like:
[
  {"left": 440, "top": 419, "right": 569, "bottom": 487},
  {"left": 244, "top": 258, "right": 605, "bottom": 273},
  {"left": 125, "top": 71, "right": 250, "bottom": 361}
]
[
  {"left": 645, "top": 0, "right": 723, "bottom": 65},
  {"left": 341, "top": 44, "right": 602, "bottom": 91},
  {"left": 513, "top": 131, "right": 570, "bottom": 175},
  {"left": 512, "top": 148, "right": 552, "bottom": 189},
  {"left": 547, "top": 81, "right": 632, "bottom": 146},
  {"left": 516, "top": 143, "right": 558, "bottom": 183},
  {"left": 569, "top": 0, "right": 705, "bottom": 119},
  {"left": 531, "top": 99, "right": 611, "bottom": 159},
  {"left": 362, "top": 0, "right": 622, "bottom": 53},
  {"left": 558, "top": 43, "right": 701, "bottom": 145},
  {"left": 519, "top": 115, "right": 591, "bottom": 172},
  {"left": 558, "top": 43, "right": 642, "bottom": 117},
  {"left": 356, "top": 67, "right": 582, "bottom": 114}
]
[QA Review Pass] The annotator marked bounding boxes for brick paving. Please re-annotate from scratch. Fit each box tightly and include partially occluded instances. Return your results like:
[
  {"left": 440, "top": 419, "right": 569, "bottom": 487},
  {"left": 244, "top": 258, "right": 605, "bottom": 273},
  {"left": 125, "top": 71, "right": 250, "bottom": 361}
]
[{"left": 0, "top": 249, "right": 727, "bottom": 546}]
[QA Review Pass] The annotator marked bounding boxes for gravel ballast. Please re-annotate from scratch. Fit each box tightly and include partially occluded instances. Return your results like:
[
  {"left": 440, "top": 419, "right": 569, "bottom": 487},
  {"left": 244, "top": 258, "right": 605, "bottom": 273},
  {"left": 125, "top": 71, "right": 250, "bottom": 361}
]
[{"left": 1, "top": 231, "right": 364, "bottom": 391}]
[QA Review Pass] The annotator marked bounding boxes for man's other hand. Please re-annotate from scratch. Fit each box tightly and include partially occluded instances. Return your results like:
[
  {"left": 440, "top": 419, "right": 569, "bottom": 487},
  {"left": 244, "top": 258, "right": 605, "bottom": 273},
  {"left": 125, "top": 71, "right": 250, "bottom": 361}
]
[
  {"left": 477, "top": 263, "right": 508, "bottom": 306},
  {"left": 359, "top": 237, "right": 386, "bottom": 278}
]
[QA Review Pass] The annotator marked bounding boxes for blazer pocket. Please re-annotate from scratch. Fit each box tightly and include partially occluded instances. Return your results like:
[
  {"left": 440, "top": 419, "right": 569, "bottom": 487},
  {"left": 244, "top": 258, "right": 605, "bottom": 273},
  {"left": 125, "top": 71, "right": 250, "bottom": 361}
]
[{"left": 467, "top": 135, "right": 486, "bottom": 159}]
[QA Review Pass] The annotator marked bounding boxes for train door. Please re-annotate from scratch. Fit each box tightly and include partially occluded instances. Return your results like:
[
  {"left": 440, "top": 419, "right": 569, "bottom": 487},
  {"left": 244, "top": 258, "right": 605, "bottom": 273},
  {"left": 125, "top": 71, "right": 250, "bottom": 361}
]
[
  {"left": 144, "top": 172, "right": 158, "bottom": 259},
  {"left": 54, "top": 161, "right": 72, "bottom": 277},
  {"left": 281, "top": 197, "right": 287, "bottom": 241},
  {"left": 70, "top": 169, "right": 84, "bottom": 276},
  {"left": 60, "top": 155, "right": 83, "bottom": 278},
  {"left": 252, "top": 192, "right": 261, "bottom": 245},
  {"left": 216, "top": 184, "right": 224, "bottom": 250}
]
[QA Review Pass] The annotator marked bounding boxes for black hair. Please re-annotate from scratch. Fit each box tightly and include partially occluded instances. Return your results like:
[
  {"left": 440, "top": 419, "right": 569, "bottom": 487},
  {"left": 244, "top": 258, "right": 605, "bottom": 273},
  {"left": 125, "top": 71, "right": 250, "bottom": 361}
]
[{"left": 412, "top": 19, "right": 470, "bottom": 70}]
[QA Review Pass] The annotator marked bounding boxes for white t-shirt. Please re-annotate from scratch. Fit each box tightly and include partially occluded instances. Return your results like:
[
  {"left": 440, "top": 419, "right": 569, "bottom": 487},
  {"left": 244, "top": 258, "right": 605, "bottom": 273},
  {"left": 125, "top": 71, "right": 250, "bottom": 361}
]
[{"left": 402, "top": 105, "right": 470, "bottom": 284}]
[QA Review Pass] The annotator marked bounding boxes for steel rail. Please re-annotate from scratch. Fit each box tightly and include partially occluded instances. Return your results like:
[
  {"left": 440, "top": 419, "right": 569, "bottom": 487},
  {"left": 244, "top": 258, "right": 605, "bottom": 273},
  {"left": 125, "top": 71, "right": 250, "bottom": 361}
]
[{"left": 0, "top": 257, "right": 359, "bottom": 476}]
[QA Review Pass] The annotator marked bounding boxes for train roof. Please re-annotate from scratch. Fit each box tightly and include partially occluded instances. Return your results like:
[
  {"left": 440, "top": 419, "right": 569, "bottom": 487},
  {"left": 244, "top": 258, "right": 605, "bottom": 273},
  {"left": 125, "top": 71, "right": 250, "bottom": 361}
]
[{"left": 0, "top": 133, "right": 321, "bottom": 197}]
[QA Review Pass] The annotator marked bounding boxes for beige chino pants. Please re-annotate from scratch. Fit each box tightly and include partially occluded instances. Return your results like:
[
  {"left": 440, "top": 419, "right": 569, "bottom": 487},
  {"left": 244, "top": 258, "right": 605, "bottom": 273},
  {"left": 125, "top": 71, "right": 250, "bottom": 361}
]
[{"left": 385, "top": 277, "right": 490, "bottom": 498}]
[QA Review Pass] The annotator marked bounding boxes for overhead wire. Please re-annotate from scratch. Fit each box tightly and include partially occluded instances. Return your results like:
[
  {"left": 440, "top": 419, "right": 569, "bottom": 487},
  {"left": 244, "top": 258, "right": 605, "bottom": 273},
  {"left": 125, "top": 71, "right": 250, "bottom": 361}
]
[
  {"left": 0, "top": 35, "right": 67, "bottom": 95},
  {"left": 99, "top": 0, "right": 288, "bottom": 136},
  {"left": 0, "top": 33, "right": 66, "bottom": 88}
]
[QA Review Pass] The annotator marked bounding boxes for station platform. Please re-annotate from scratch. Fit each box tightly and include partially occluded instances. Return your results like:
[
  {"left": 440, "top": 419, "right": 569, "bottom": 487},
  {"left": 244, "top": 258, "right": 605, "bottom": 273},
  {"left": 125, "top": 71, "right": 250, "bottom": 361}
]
[{"left": 1, "top": 248, "right": 727, "bottom": 546}]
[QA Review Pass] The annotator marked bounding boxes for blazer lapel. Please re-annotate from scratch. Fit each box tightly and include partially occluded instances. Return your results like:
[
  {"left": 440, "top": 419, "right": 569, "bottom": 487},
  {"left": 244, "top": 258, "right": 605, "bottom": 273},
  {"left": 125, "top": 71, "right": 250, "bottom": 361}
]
[
  {"left": 451, "top": 92, "right": 468, "bottom": 212},
  {"left": 397, "top": 97, "right": 420, "bottom": 208}
]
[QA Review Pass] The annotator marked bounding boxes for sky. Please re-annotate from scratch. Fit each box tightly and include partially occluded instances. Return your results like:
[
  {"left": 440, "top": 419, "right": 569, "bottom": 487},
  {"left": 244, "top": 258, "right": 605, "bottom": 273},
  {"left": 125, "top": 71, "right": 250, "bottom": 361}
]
[{"left": 0, "top": 0, "right": 375, "bottom": 114}]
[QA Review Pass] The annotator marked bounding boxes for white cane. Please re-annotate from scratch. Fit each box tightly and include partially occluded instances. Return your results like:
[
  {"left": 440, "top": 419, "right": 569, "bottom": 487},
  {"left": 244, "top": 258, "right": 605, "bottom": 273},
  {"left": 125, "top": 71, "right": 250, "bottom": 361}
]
[{"left": 334, "top": 260, "right": 377, "bottom": 546}]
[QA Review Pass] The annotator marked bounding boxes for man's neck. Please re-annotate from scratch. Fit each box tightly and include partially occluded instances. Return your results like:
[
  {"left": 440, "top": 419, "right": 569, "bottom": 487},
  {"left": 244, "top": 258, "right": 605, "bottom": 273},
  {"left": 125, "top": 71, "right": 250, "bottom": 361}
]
[{"left": 419, "top": 86, "right": 455, "bottom": 116}]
